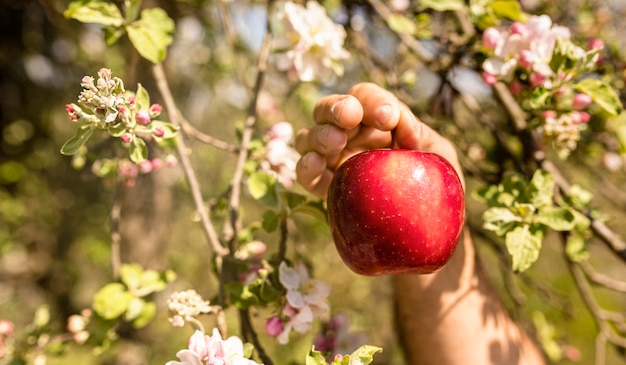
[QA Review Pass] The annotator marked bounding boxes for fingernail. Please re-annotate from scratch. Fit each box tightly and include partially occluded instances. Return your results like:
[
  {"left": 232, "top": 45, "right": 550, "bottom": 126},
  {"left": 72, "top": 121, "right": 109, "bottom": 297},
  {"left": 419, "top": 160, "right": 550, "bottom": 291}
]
[
  {"left": 301, "top": 152, "right": 310, "bottom": 169},
  {"left": 331, "top": 98, "right": 347, "bottom": 122},
  {"left": 375, "top": 104, "right": 395, "bottom": 127},
  {"left": 317, "top": 124, "right": 331, "bottom": 148}
]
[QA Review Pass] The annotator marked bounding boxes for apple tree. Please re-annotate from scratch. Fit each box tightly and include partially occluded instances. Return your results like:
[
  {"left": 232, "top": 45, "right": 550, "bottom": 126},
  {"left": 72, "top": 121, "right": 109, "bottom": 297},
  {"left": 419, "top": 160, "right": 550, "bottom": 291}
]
[{"left": 0, "top": 0, "right": 625, "bottom": 364}]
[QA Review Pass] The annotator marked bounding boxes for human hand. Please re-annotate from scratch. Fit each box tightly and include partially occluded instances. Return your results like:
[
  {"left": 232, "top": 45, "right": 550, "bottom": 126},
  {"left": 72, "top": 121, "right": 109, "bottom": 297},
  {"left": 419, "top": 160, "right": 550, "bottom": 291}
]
[{"left": 295, "top": 82, "right": 464, "bottom": 199}]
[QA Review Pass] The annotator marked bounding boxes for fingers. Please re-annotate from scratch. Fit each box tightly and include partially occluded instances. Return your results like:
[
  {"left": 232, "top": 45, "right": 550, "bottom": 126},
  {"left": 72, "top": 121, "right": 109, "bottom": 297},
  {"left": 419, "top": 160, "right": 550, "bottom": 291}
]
[
  {"left": 313, "top": 94, "right": 364, "bottom": 130},
  {"left": 347, "top": 83, "right": 404, "bottom": 131},
  {"left": 294, "top": 124, "right": 348, "bottom": 156},
  {"left": 295, "top": 151, "right": 335, "bottom": 199}
]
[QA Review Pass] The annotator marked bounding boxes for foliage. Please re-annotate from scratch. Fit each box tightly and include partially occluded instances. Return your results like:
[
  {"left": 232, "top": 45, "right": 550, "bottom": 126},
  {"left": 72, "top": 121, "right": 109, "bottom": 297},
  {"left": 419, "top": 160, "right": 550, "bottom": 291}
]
[{"left": 1, "top": 0, "right": 626, "bottom": 364}]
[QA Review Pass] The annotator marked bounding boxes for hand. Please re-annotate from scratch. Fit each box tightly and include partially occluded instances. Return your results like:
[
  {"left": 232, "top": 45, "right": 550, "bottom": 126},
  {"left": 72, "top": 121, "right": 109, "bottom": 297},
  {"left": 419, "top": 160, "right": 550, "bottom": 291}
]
[{"left": 295, "top": 82, "right": 463, "bottom": 199}]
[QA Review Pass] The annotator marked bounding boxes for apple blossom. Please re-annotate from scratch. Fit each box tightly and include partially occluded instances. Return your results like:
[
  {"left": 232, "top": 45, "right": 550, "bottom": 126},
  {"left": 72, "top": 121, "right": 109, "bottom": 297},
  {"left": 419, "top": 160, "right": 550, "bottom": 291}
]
[
  {"left": 166, "top": 329, "right": 261, "bottom": 365},
  {"left": 0, "top": 320, "right": 13, "bottom": 338},
  {"left": 167, "top": 290, "right": 213, "bottom": 327},
  {"left": 272, "top": 1, "right": 350, "bottom": 83},
  {"left": 572, "top": 93, "right": 592, "bottom": 110},
  {"left": 265, "top": 121, "right": 293, "bottom": 143},
  {"left": 136, "top": 109, "right": 151, "bottom": 126},
  {"left": 273, "top": 261, "right": 331, "bottom": 344},
  {"left": 265, "top": 316, "right": 284, "bottom": 338}
]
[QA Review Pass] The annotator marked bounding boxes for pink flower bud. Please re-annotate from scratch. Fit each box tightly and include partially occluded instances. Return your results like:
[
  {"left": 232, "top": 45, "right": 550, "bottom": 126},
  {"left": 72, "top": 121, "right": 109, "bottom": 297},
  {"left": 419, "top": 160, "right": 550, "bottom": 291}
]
[
  {"left": 150, "top": 103, "right": 163, "bottom": 117},
  {"left": 170, "top": 315, "right": 185, "bottom": 327},
  {"left": 118, "top": 106, "right": 128, "bottom": 116},
  {"left": 282, "top": 304, "right": 297, "bottom": 317},
  {"left": 67, "top": 315, "right": 87, "bottom": 333},
  {"left": 128, "top": 96, "right": 136, "bottom": 106},
  {"left": 588, "top": 38, "right": 605, "bottom": 50},
  {"left": 572, "top": 93, "right": 592, "bottom": 110},
  {"left": 509, "top": 81, "right": 524, "bottom": 96},
  {"left": 518, "top": 50, "right": 535, "bottom": 69},
  {"left": 151, "top": 158, "right": 163, "bottom": 171},
  {"left": 482, "top": 27, "right": 501, "bottom": 50},
  {"left": 121, "top": 133, "right": 133, "bottom": 143},
  {"left": 73, "top": 331, "right": 90, "bottom": 344},
  {"left": 529, "top": 72, "right": 547, "bottom": 88},
  {"left": 314, "top": 334, "right": 335, "bottom": 352},
  {"left": 265, "top": 317, "right": 284, "bottom": 338},
  {"left": 266, "top": 121, "right": 294, "bottom": 143},
  {"left": 153, "top": 126, "right": 165, "bottom": 138},
  {"left": 65, "top": 104, "right": 75, "bottom": 115},
  {"left": 0, "top": 320, "right": 14, "bottom": 337},
  {"left": 542, "top": 110, "right": 557, "bottom": 121},
  {"left": 80, "top": 76, "right": 94, "bottom": 89},
  {"left": 165, "top": 154, "right": 178, "bottom": 167},
  {"left": 482, "top": 72, "right": 498, "bottom": 86},
  {"left": 139, "top": 160, "right": 153, "bottom": 174},
  {"left": 510, "top": 22, "right": 527, "bottom": 36},
  {"left": 135, "top": 109, "right": 151, "bottom": 126},
  {"left": 571, "top": 111, "right": 590, "bottom": 124},
  {"left": 266, "top": 139, "right": 290, "bottom": 166},
  {"left": 333, "top": 354, "right": 344, "bottom": 362}
]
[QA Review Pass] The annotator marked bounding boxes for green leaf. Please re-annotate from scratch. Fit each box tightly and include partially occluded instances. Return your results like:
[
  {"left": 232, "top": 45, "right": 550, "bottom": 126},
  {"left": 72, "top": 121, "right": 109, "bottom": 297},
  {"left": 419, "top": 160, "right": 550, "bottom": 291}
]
[
  {"left": 417, "top": 0, "right": 465, "bottom": 12},
  {"left": 306, "top": 347, "right": 329, "bottom": 365},
  {"left": 135, "top": 83, "right": 150, "bottom": 111},
  {"left": 526, "top": 169, "right": 554, "bottom": 208},
  {"left": 120, "top": 263, "right": 143, "bottom": 290},
  {"left": 565, "top": 233, "right": 589, "bottom": 262},
  {"left": 535, "top": 206, "right": 575, "bottom": 231},
  {"left": 280, "top": 191, "right": 308, "bottom": 211},
  {"left": 348, "top": 345, "right": 383, "bottom": 364},
  {"left": 93, "top": 283, "right": 133, "bottom": 319},
  {"left": 124, "top": 297, "right": 145, "bottom": 321},
  {"left": 107, "top": 122, "right": 127, "bottom": 137},
  {"left": 482, "top": 207, "right": 521, "bottom": 236},
  {"left": 61, "top": 125, "right": 94, "bottom": 155},
  {"left": 65, "top": 0, "right": 125, "bottom": 27},
  {"left": 262, "top": 210, "right": 282, "bottom": 233},
  {"left": 132, "top": 301, "right": 156, "bottom": 328},
  {"left": 490, "top": 0, "right": 525, "bottom": 21},
  {"left": 575, "top": 78, "right": 623, "bottom": 116},
  {"left": 124, "top": 0, "right": 142, "bottom": 23},
  {"left": 292, "top": 200, "right": 328, "bottom": 222},
  {"left": 386, "top": 15, "right": 418, "bottom": 35},
  {"left": 129, "top": 137, "right": 147, "bottom": 163},
  {"left": 505, "top": 224, "right": 544, "bottom": 272},
  {"left": 247, "top": 172, "right": 277, "bottom": 202},
  {"left": 126, "top": 8, "right": 174, "bottom": 64}
]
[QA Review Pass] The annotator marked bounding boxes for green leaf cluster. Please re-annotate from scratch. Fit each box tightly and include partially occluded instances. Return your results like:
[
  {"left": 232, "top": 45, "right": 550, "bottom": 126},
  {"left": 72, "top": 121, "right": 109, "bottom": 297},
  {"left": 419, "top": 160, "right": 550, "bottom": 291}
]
[
  {"left": 306, "top": 345, "right": 382, "bottom": 365},
  {"left": 225, "top": 267, "right": 282, "bottom": 310},
  {"left": 92, "top": 263, "right": 176, "bottom": 328},
  {"left": 474, "top": 170, "right": 576, "bottom": 272},
  {"left": 65, "top": 0, "right": 173, "bottom": 64},
  {"left": 470, "top": 0, "right": 526, "bottom": 29}
]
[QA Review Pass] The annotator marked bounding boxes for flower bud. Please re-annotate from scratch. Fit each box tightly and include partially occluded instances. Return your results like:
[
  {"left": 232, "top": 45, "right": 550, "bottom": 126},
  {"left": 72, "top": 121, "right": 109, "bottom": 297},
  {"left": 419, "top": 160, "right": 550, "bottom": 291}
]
[
  {"left": 482, "top": 72, "right": 498, "bottom": 86},
  {"left": 153, "top": 126, "right": 165, "bottom": 138},
  {"left": 121, "top": 133, "right": 133, "bottom": 143},
  {"left": 509, "top": 81, "right": 524, "bottom": 96},
  {"left": 266, "top": 121, "right": 294, "bottom": 143},
  {"left": 542, "top": 110, "right": 557, "bottom": 121},
  {"left": 67, "top": 315, "right": 87, "bottom": 333},
  {"left": 510, "top": 22, "right": 527, "bottom": 36},
  {"left": 165, "top": 154, "right": 178, "bottom": 167},
  {"left": 150, "top": 103, "right": 163, "bottom": 117},
  {"left": 482, "top": 27, "right": 501, "bottom": 50},
  {"left": 518, "top": 50, "right": 535, "bottom": 69},
  {"left": 572, "top": 93, "right": 592, "bottom": 110},
  {"left": 571, "top": 111, "right": 590, "bottom": 124},
  {"left": 265, "top": 317, "right": 284, "bottom": 338},
  {"left": 0, "top": 319, "right": 14, "bottom": 337},
  {"left": 588, "top": 38, "right": 605, "bottom": 50},
  {"left": 139, "top": 160, "right": 153, "bottom": 174},
  {"left": 529, "top": 72, "right": 547, "bottom": 88},
  {"left": 151, "top": 158, "right": 163, "bottom": 171},
  {"left": 135, "top": 109, "right": 151, "bottom": 126}
]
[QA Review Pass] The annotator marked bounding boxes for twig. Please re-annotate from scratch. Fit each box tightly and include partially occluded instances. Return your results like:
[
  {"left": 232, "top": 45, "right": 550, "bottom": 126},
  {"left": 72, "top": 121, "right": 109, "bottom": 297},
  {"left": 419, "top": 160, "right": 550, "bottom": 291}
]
[
  {"left": 152, "top": 63, "right": 228, "bottom": 258},
  {"left": 110, "top": 183, "right": 122, "bottom": 279},
  {"left": 225, "top": 0, "right": 275, "bottom": 247},
  {"left": 179, "top": 119, "right": 238, "bottom": 153},
  {"left": 240, "top": 309, "right": 274, "bottom": 365},
  {"left": 579, "top": 260, "right": 626, "bottom": 293}
]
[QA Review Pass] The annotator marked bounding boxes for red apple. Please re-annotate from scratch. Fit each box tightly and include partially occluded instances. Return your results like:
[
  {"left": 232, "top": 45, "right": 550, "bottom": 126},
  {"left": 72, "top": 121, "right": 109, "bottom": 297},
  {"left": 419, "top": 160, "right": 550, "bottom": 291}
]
[{"left": 327, "top": 149, "right": 465, "bottom": 276}]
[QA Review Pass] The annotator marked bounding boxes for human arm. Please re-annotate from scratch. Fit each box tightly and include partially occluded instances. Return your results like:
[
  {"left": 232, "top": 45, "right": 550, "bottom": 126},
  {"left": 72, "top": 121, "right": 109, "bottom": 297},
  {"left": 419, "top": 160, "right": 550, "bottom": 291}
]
[{"left": 294, "top": 82, "right": 546, "bottom": 365}]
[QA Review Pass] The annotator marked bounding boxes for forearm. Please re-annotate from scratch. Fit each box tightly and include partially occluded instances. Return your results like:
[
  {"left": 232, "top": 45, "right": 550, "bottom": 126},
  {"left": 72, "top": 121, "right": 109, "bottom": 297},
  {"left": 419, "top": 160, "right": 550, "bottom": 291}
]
[{"left": 392, "top": 229, "right": 546, "bottom": 365}]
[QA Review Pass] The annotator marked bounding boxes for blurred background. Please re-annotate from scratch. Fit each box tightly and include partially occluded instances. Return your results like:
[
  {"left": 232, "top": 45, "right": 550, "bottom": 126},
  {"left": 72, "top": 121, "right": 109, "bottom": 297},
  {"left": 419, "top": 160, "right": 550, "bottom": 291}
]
[{"left": 1, "top": 0, "right": 625, "bottom": 364}]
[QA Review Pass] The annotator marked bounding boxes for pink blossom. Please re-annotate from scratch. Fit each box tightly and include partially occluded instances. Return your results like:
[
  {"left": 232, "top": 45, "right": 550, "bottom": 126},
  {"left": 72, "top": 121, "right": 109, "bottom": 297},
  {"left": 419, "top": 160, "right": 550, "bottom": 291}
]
[
  {"left": 509, "top": 81, "right": 524, "bottom": 96},
  {"left": 121, "top": 133, "right": 133, "bottom": 143},
  {"left": 571, "top": 111, "right": 590, "bottom": 124},
  {"left": 510, "top": 22, "right": 527, "bottom": 36},
  {"left": 266, "top": 121, "right": 294, "bottom": 143},
  {"left": 167, "top": 329, "right": 261, "bottom": 365},
  {"left": 482, "top": 72, "right": 498, "bottom": 86},
  {"left": 65, "top": 104, "right": 75, "bottom": 115},
  {"left": 150, "top": 103, "right": 163, "bottom": 116},
  {"left": 482, "top": 27, "right": 501, "bottom": 50},
  {"left": 139, "top": 160, "right": 153, "bottom": 174},
  {"left": 136, "top": 109, "right": 151, "bottom": 125},
  {"left": 518, "top": 50, "right": 535, "bottom": 69},
  {"left": 265, "top": 316, "right": 284, "bottom": 338},
  {"left": 151, "top": 158, "right": 163, "bottom": 171},
  {"left": 588, "top": 38, "right": 605, "bottom": 50},
  {"left": 529, "top": 72, "right": 547, "bottom": 88},
  {"left": 572, "top": 93, "right": 592, "bottom": 110},
  {"left": 154, "top": 126, "right": 165, "bottom": 138},
  {"left": 0, "top": 320, "right": 14, "bottom": 337},
  {"left": 165, "top": 154, "right": 178, "bottom": 167}
]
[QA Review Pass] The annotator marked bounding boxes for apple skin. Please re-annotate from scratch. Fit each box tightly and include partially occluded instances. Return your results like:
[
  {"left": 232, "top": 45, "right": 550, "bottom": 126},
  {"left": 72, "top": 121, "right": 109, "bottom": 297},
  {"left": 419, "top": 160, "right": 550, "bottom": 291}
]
[{"left": 327, "top": 149, "right": 465, "bottom": 276}]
